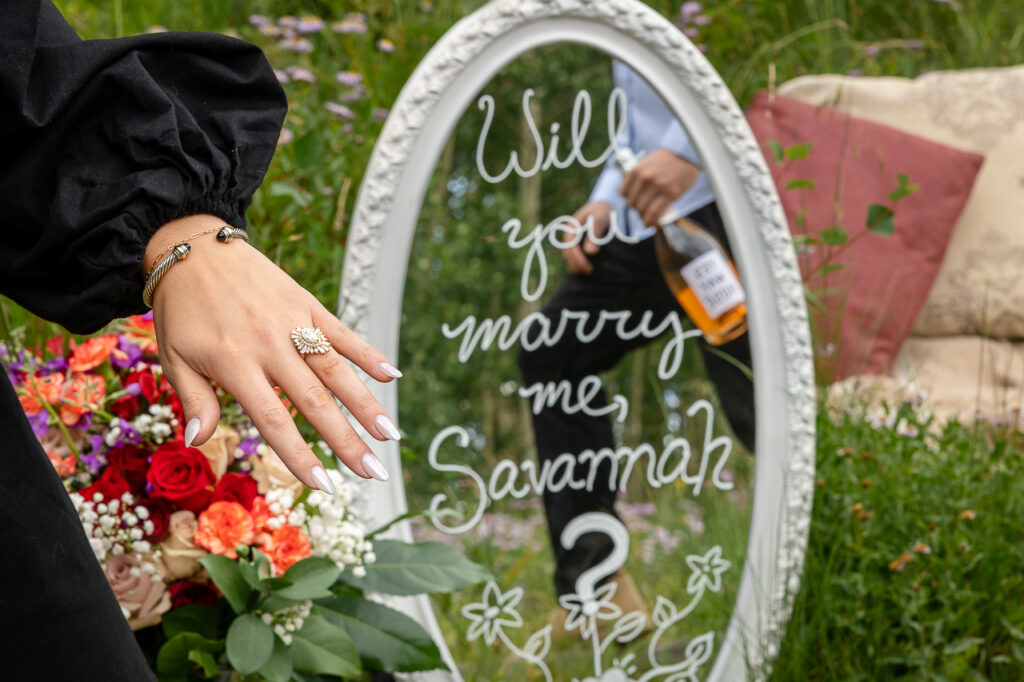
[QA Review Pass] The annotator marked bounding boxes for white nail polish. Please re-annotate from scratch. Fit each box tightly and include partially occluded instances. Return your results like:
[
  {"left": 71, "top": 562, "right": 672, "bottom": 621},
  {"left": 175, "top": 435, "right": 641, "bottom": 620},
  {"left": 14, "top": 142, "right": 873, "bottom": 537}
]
[
  {"left": 375, "top": 415, "right": 402, "bottom": 441},
  {"left": 379, "top": 361, "right": 403, "bottom": 379},
  {"left": 361, "top": 453, "right": 390, "bottom": 481},
  {"left": 184, "top": 418, "right": 200, "bottom": 448},
  {"left": 311, "top": 465, "right": 336, "bottom": 495}
]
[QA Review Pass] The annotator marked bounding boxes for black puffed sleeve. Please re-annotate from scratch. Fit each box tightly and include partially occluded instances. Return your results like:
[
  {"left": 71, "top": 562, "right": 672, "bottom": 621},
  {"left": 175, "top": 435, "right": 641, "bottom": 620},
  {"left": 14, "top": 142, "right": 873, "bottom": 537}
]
[{"left": 0, "top": 1, "right": 287, "bottom": 333}]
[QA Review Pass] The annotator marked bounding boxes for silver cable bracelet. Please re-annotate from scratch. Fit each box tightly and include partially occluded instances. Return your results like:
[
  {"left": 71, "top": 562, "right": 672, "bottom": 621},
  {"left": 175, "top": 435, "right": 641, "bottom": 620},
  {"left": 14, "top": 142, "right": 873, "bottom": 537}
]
[{"left": 142, "top": 225, "right": 248, "bottom": 308}]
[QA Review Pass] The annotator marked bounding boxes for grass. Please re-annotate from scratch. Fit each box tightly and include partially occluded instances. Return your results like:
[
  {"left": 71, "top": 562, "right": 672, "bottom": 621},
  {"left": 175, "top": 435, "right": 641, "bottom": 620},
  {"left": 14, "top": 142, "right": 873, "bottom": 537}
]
[{"left": 5, "top": 0, "right": 1024, "bottom": 680}]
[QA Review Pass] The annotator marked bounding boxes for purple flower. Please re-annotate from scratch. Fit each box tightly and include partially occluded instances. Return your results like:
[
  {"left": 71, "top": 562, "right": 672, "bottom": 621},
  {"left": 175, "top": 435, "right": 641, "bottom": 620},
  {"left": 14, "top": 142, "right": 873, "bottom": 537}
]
[
  {"left": 278, "top": 128, "right": 294, "bottom": 146},
  {"left": 279, "top": 37, "right": 314, "bottom": 53},
  {"left": 296, "top": 16, "right": 325, "bottom": 34},
  {"left": 324, "top": 102, "right": 355, "bottom": 119},
  {"left": 0, "top": 342, "right": 9, "bottom": 363},
  {"left": 372, "top": 107, "right": 389, "bottom": 122},
  {"left": 681, "top": 1, "right": 702, "bottom": 19},
  {"left": 864, "top": 43, "right": 881, "bottom": 57},
  {"left": 684, "top": 27, "right": 699, "bottom": 38},
  {"left": 376, "top": 38, "right": 395, "bottom": 53},
  {"left": 341, "top": 123, "right": 354, "bottom": 133},
  {"left": 141, "top": 310, "right": 153, "bottom": 322},
  {"left": 278, "top": 15, "right": 299, "bottom": 29},
  {"left": 259, "top": 24, "right": 283, "bottom": 37},
  {"left": 82, "top": 438, "right": 106, "bottom": 476},
  {"left": 74, "top": 412, "right": 93, "bottom": 431},
  {"left": 124, "top": 382, "right": 143, "bottom": 397},
  {"left": 248, "top": 14, "right": 271, "bottom": 27},
  {"left": 274, "top": 69, "right": 290, "bottom": 84},
  {"left": 237, "top": 436, "right": 261, "bottom": 459},
  {"left": 693, "top": 14, "right": 711, "bottom": 26},
  {"left": 40, "top": 356, "right": 67, "bottom": 376},
  {"left": 339, "top": 85, "right": 367, "bottom": 103},
  {"left": 335, "top": 70, "right": 363, "bottom": 86},
  {"left": 29, "top": 410, "right": 48, "bottom": 437},
  {"left": 331, "top": 13, "right": 367, "bottom": 34},
  {"left": 286, "top": 66, "right": 317, "bottom": 83},
  {"left": 110, "top": 336, "right": 142, "bottom": 370}
]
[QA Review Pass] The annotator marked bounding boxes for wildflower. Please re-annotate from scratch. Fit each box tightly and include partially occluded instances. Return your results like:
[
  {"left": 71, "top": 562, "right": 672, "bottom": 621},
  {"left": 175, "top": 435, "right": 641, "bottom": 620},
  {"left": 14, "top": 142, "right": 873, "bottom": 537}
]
[
  {"left": 896, "top": 419, "right": 919, "bottom": 438},
  {"left": 376, "top": 38, "right": 395, "bottom": 53},
  {"left": 295, "top": 16, "right": 325, "bottom": 34},
  {"left": 961, "top": 509, "right": 976, "bottom": 520},
  {"left": 889, "top": 552, "right": 913, "bottom": 572},
  {"left": 693, "top": 14, "right": 711, "bottom": 26},
  {"left": 864, "top": 43, "right": 881, "bottom": 57},
  {"left": 145, "top": 26, "right": 167, "bottom": 34},
  {"left": 913, "top": 542, "right": 932, "bottom": 554},
  {"left": 372, "top": 107, "right": 389, "bottom": 122},
  {"left": 324, "top": 102, "right": 355, "bottom": 119},
  {"left": 277, "top": 15, "right": 299, "bottom": 29},
  {"left": 339, "top": 85, "right": 367, "bottom": 103},
  {"left": 259, "top": 24, "right": 282, "bottom": 38},
  {"left": 274, "top": 69, "right": 290, "bottom": 84},
  {"left": 248, "top": 14, "right": 271, "bottom": 27},
  {"left": 681, "top": 1, "right": 702, "bottom": 19},
  {"left": 277, "top": 128, "right": 294, "bottom": 145},
  {"left": 335, "top": 70, "right": 363, "bottom": 86},
  {"left": 286, "top": 66, "right": 316, "bottom": 83},
  {"left": 331, "top": 13, "right": 367, "bottom": 34},
  {"left": 279, "top": 37, "right": 314, "bottom": 53}
]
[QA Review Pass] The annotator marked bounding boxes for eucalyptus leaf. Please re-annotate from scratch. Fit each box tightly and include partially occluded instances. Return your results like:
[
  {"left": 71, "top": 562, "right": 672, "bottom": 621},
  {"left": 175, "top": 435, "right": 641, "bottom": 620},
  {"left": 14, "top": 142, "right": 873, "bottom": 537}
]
[
  {"left": 291, "top": 613, "right": 362, "bottom": 678},
  {"left": 316, "top": 597, "right": 445, "bottom": 672},
  {"left": 200, "top": 555, "right": 251, "bottom": 614},
  {"left": 338, "top": 540, "right": 491, "bottom": 595},
  {"left": 226, "top": 613, "right": 275, "bottom": 674}
]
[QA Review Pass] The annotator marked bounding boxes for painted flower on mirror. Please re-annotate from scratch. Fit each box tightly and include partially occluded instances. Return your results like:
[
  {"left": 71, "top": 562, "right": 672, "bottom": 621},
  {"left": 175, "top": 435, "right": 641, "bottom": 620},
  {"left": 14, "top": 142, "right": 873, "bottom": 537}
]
[
  {"left": 558, "top": 581, "right": 622, "bottom": 639},
  {"left": 461, "top": 582, "right": 525, "bottom": 645},
  {"left": 685, "top": 545, "right": 730, "bottom": 595},
  {"left": 331, "top": 13, "right": 368, "bottom": 34}
]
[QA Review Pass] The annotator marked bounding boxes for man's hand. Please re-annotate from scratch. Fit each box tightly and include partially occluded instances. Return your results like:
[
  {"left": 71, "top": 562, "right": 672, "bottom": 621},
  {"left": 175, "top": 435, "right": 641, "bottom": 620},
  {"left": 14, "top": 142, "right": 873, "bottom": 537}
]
[
  {"left": 562, "top": 201, "right": 613, "bottom": 275},
  {"left": 620, "top": 149, "right": 700, "bottom": 227}
]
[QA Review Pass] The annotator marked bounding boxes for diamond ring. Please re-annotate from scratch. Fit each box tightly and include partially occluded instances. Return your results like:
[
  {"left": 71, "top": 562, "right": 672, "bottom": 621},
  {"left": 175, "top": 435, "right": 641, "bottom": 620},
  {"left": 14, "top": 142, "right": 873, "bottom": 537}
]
[{"left": 291, "top": 327, "right": 331, "bottom": 357}]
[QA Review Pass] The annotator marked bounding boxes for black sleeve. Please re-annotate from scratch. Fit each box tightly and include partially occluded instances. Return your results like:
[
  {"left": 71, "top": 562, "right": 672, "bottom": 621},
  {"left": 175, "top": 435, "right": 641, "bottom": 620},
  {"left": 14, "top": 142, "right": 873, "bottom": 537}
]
[{"left": 0, "top": 0, "right": 287, "bottom": 333}]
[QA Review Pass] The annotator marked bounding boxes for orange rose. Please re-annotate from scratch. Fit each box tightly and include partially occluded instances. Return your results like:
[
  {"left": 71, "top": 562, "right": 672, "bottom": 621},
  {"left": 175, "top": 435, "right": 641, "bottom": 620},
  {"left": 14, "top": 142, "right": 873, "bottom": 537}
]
[
  {"left": 124, "top": 315, "right": 158, "bottom": 354},
  {"left": 68, "top": 335, "right": 119, "bottom": 372},
  {"left": 261, "top": 525, "right": 311, "bottom": 576},
  {"left": 194, "top": 501, "right": 255, "bottom": 559},
  {"left": 60, "top": 372, "right": 106, "bottom": 426}
]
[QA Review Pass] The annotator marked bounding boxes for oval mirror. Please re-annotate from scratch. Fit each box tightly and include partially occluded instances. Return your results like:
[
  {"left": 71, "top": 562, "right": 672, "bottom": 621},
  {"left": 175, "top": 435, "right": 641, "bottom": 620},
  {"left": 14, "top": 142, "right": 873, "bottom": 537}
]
[{"left": 339, "top": 2, "right": 815, "bottom": 680}]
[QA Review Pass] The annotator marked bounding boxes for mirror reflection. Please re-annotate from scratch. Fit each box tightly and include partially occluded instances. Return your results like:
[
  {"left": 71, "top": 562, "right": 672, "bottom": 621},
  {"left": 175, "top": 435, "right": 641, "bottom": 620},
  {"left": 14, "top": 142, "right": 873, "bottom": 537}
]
[{"left": 398, "top": 43, "right": 754, "bottom": 681}]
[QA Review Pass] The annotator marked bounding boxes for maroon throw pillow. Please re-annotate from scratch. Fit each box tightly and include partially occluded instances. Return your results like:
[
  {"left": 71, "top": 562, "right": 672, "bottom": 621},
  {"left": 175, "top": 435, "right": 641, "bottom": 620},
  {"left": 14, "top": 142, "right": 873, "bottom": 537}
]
[{"left": 746, "top": 91, "right": 983, "bottom": 380}]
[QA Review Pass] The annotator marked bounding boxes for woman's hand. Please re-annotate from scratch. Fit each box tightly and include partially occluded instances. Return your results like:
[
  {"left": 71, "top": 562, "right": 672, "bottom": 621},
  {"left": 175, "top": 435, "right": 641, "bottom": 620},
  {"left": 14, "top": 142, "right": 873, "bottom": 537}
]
[{"left": 145, "top": 214, "right": 397, "bottom": 493}]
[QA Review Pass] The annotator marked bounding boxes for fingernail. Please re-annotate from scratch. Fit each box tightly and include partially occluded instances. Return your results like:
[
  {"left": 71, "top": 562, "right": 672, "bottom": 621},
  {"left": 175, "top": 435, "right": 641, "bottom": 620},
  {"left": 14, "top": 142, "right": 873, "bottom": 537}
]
[
  {"left": 375, "top": 414, "right": 402, "bottom": 441},
  {"left": 379, "top": 361, "right": 403, "bottom": 379},
  {"left": 361, "top": 453, "right": 390, "bottom": 481},
  {"left": 311, "top": 465, "right": 336, "bottom": 495},
  {"left": 184, "top": 418, "right": 200, "bottom": 448}
]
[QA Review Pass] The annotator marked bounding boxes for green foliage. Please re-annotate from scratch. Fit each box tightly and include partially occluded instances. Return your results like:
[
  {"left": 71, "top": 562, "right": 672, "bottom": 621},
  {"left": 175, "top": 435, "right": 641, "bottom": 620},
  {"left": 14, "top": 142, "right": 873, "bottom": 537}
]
[
  {"left": 338, "top": 539, "right": 494, "bottom": 595},
  {"left": 226, "top": 614, "right": 275, "bottom": 674}
]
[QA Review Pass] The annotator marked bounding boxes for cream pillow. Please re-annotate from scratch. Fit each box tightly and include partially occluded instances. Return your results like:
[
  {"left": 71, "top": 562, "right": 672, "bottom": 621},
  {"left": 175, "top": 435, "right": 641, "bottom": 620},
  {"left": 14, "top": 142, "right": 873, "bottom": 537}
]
[{"left": 779, "top": 66, "right": 1024, "bottom": 338}]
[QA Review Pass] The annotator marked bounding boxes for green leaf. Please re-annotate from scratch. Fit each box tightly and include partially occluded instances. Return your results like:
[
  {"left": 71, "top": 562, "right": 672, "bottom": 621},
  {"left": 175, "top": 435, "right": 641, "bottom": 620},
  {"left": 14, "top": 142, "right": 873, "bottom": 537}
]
[
  {"left": 258, "top": 634, "right": 294, "bottom": 682},
  {"left": 187, "top": 649, "right": 220, "bottom": 678},
  {"left": 943, "top": 637, "right": 985, "bottom": 656},
  {"left": 268, "top": 181, "right": 311, "bottom": 208},
  {"left": 226, "top": 613, "right": 275, "bottom": 674},
  {"left": 888, "top": 172, "right": 920, "bottom": 202},
  {"left": 291, "top": 613, "right": 362, "bottom": 678},
  {"left": 794, "top": 211, "right": 806, "bottom": 229},
  {"left": 161, "top": 604, "right": 221, "bottom": 641},
  {"left": 785, "top": 178, "right": 816, "bottom": 190},
  {"left": 236, "top": 558, "right": 260, "bottom": 591},
  {"left": 294, "top": 130, "right": 323, "bottom": 171},
  {"left": 819, "top": 226, "right": 848, "bottom": 246},
  {"left": 157, "top": 633, "right": 223, "bottom": 676},
  {"left": 784, "top": 142, "right": 812, "bottom": 160},
  {"left": 818, "top": 264, "right": 847, "bottom": 275},
  {"left": 200, "top": 555, "right": 252, "bottom": 615},
  {"left": 769, "top": 140, "right": 784, "bottom": 165},
  {"left": 338, "top": 540, "right": 492, "bottom": 595},
  {"left": 866, "top": 203, "right": 895, "bottom": 236},
  {"left": 317, "top": 597, "right": 445, "bottom": 673},
  {"left": 276, "top": 556, "right": 340, "bottom": 600},
  {"left": 253, "top": 549, "right": 275, "bottom": 581}
]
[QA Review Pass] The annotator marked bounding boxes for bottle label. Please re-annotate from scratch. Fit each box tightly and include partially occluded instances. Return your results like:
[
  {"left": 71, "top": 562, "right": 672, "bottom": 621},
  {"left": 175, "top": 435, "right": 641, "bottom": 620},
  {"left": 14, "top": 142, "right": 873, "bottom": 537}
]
[{"left": 680, "top": 251, "right": 745, "bottom": 320}]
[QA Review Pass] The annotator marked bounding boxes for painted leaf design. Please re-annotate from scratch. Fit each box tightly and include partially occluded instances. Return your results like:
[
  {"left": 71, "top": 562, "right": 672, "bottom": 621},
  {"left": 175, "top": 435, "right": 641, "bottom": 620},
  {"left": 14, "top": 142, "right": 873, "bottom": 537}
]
[
  {"left": 609, "top": 611, "right": 648, "bottom": 643},
  {"left": 523, "top": 626, "right": 552, "bottom": 660},
  {"left": 684, "top": 631, "right": 716, "bottom": 667},
  {"left": 652, "top": 595, "right": 678, "bottom": 628}
]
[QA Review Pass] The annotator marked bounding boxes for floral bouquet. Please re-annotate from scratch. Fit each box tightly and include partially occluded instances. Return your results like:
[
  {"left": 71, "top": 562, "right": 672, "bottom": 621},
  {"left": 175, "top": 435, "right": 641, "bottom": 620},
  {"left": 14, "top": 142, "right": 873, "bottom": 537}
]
[{"left": 4, "top": 313, "right": 488, "bottom": 681}]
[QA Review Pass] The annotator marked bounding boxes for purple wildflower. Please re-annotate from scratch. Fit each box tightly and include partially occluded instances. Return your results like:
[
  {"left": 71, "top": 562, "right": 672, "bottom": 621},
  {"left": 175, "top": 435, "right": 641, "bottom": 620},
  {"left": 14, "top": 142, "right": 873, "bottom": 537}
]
[
  {"left": 29, "top": 410, "right": 48, "bottom": 437},
  {"left": 341, "top": 123, "right": 354, "bottom": 133},
  {"left": 681, "top": 1, "right": 702, "bottom": 19},
  {"left": 296, "top": 16, "right": 325, "bottom": 34},
  {"left": 279, "top": 37, "right": 314, "bottom": 53},
  {"left": 339, "top": 86, "right": 367, "bottom": 103},
  {"left": 324, "top": 102, "right": 355, "bottom": 119},
  {"left": 110, "top": 336, "right": 142, "bottom": 370},
  {"left": 372, "top": 107, "right": 389, "bottom": 122},
  {"left": 278, "top": 15, "right": 299, "bottom": 29},
  {"left": 693, "top": 14, "right": 711, "bottom": 26},
  {"left": 376, "top": 38, "right": 395, "bottom": 53},
  {"left": 335, "top": 70, "right": 363, "bottom": 86},
  {"left": 331, "top": 13, "right": 367, "bottom": 34},
  {"left": 237, "top": 436, "right": 261, "bottom": 459},
  {"left": 864, "top": 43, "right": 881, "bottom": 57},
  {"left": 259, "top": 24, "right": 283, "bottom": 37},
  {"left": 248, "top": 14, "right": 271, "bottom": 27},
  {"left": 40, "top": 356, "right": 67, "bottom": 376},
  {"left": 274, "top": 69, "right": 290, "bottom": 84},
  {"left": 286, "top": 66, "right": 317, "bottom": 83}
]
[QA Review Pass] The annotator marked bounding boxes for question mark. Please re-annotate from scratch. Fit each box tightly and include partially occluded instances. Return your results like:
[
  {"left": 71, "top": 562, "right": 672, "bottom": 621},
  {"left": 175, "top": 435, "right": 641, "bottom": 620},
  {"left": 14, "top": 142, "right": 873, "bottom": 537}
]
[{"left": 561, "top": 511, "right": 630, "bottom": 614}]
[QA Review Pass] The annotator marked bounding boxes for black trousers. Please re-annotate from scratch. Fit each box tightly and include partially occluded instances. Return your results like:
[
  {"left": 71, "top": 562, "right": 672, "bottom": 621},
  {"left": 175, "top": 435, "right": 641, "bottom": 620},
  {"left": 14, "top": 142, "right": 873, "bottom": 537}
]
[
  {"left": 517, "top": 202, "right": 754, "bottom": 597},
  {"left": 0, "top": 373, "right": 156, "bottom": 680}
]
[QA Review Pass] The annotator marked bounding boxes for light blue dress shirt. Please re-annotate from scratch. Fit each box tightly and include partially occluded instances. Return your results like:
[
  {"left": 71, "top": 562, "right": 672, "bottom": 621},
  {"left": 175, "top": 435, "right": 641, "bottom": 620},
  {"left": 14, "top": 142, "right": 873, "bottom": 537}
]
[{"left": 589, "top": 61, "right": 716, "bottom": 239}]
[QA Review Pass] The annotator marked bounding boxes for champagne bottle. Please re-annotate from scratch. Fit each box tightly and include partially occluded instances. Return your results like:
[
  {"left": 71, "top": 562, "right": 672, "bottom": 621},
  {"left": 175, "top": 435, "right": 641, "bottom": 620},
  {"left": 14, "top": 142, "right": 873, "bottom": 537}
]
[{"left": 615, "top": 149, "right": 748, "bottom": 346}]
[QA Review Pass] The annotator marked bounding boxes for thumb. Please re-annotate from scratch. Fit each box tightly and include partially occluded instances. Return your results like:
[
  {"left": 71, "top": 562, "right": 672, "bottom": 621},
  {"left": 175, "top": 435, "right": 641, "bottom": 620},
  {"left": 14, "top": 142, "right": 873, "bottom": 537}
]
[{"left": 163, "top": 355, "right": 222, "bottom": 448}]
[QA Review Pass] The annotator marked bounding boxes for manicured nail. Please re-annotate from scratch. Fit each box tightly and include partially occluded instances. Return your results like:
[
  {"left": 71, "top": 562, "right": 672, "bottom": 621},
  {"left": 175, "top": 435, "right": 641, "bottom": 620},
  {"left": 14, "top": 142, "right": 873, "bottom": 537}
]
[
  {"left": 375, "top": 415, "right": 401, "bottom": 441},
  {"left": 184, "top": 418, "right": 200, "bottom": 448},
  {"left": 311, "top": 465, "right": 336, "bottom": 495},
  {"left": 379, "top": 361, "right": 403, "bottom": 379},
  {"left": 361, "top": 453, "right": 390, "bottom": 481}
]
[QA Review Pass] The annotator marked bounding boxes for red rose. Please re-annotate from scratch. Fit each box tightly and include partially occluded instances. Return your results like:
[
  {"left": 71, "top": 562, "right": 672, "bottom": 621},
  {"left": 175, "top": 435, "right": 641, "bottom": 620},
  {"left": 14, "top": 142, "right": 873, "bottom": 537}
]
[
  {"left": 125, "top": 368, "right": 160, "bottom": 404},
  {"left": 133, "top": 497, "right": 171, "bottom": 543},
  {"left": 81, "top": 466, "right": 131, "bottom": 503},
  {"left": 106, "top": 444, "right": 151, "bottom": 495},
  {"left": 146, "top": 442, "right": 216, "bottom": 513},
  {"left": 109, "top": 394, "right": 140, "bottom": 420},
  {"left": 168, "top": 580, "right": 218, "bottom": 609},
  {"left": 212, "top": 473, "right": 259, "bottom": 510}
]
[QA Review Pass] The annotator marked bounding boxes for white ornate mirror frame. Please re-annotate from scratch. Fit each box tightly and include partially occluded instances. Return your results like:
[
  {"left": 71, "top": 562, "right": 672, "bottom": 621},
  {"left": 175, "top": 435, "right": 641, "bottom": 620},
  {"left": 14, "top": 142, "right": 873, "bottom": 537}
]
[{"left": 338, "top": 0, "right": 816, "bottom": 679}]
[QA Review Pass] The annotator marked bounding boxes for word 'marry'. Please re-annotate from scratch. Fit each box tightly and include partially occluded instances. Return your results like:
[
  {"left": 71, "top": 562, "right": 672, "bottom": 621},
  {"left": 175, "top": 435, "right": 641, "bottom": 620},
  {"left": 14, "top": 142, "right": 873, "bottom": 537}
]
[{"left": 475, "top": 87, "right": 627, "bottom": 183}]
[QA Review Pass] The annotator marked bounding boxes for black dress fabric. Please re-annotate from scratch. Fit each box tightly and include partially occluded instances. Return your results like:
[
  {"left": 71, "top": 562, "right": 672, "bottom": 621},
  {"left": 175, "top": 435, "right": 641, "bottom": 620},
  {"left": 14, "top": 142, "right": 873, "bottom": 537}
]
[{"left": 0, "top": 2, "right": 286, "bottom": 678}]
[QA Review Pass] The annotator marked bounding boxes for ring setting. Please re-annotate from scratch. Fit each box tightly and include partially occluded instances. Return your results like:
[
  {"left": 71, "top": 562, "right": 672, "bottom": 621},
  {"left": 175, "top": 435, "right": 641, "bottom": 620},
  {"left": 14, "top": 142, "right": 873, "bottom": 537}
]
[{"left": 291, "top": 327, "right": 331, "bottom": 357}]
